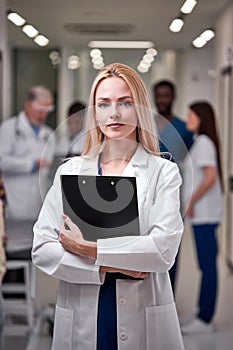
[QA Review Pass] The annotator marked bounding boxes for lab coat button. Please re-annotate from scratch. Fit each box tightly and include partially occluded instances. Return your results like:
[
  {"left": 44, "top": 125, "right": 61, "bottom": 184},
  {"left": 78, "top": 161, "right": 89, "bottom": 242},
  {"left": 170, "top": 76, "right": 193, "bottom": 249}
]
[
  {"left": 118, "top": 297, "right": 126, "bottom": 305},
  {"left": 120, "top": 332, "right": 128, "bottom": 340}
]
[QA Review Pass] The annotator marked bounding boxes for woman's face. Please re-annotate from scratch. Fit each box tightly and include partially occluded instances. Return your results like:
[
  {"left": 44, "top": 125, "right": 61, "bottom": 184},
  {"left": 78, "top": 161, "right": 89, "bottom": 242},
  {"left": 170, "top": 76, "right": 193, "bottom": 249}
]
[
  {"left": 95, "top": 77, "right": 138, "bottom": 141},
  {"left": 186, "top": 108, "right": 200, "bottom": 133}
]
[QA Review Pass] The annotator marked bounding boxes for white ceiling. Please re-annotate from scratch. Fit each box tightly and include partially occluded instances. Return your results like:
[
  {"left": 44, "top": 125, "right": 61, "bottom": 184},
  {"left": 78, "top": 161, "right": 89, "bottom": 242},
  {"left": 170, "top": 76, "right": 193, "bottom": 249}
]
[{"left": 6, "top": 0, "right": 231, "bottom": 51}]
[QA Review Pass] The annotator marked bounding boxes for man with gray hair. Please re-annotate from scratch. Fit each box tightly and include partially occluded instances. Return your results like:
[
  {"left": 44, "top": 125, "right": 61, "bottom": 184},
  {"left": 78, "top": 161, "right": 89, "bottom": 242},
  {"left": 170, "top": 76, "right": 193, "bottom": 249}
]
[{"left": 0, "top": 85, "right": 56, "bottom": 257}]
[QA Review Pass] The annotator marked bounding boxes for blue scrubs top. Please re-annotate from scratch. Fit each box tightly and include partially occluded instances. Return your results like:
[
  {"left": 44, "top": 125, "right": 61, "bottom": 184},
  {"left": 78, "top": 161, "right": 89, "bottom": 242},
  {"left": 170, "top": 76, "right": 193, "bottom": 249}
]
[
  {"left": 96, "top": 163, "right": 141, "bottom": 349},
  {"left": 159, "top": 116, "right": 193, "bottom": 162}
]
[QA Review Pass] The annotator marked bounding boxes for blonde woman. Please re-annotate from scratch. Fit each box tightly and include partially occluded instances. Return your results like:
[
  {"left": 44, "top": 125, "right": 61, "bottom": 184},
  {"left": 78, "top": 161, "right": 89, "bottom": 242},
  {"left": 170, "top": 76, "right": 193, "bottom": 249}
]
[{"left": 32, "top": 63, "right": 184, "bottom": 350}]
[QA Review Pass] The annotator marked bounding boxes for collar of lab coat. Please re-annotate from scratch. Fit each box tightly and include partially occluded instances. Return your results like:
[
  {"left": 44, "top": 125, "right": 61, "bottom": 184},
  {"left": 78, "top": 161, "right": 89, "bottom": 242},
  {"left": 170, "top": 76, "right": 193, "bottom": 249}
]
[
  {"left": 18, "top": 111, "right": 49, "bottom": 139},
  {"left": 79, "top": 144, "right": 149, "bottom": 177},
  {"left": 62, "top": 144, "right": 150, "bottom": 220}
]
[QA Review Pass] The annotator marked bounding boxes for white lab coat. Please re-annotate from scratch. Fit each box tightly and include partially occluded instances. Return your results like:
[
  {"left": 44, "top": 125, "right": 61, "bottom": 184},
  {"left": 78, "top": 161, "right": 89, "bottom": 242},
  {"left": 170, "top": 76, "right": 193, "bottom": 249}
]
[
  {"left": 0, "top": 111, "right": 55, "bottom": 220},
  {"left": 32, "top": 145, "right": 185, "bottom": 350}
]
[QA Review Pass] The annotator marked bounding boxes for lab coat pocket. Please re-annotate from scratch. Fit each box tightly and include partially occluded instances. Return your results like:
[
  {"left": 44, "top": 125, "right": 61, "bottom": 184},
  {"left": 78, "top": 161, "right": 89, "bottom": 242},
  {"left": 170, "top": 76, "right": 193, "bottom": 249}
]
[
  {"left": 145, "top": 302, "right": 184, "bottom": 350},
  {"left": 52, "top": 305, "right": 73, "bottom": 350}
]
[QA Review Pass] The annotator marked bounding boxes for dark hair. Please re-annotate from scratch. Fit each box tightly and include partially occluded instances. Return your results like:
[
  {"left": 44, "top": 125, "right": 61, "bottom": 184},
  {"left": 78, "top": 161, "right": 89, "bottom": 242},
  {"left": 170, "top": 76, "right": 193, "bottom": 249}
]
[
  {"left": 151, "top": 80, "right": 176, "bottom": 96},
  {"left": 189, "top": 101, "right": 223, "bottom": 190},
  {"left": 68, "top": 101, "right": 86, "bottom": 117}
]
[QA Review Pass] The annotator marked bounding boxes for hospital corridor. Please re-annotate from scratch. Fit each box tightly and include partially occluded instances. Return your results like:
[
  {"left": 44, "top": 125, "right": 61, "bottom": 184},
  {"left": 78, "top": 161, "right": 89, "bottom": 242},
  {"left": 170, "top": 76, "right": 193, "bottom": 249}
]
[{"left": 1, "top": 0, "right": 233, "bottom": 349}]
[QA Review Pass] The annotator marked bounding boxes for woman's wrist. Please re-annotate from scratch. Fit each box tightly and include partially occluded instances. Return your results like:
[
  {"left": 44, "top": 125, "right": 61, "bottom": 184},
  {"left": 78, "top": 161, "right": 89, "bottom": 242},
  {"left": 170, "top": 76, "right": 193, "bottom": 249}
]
[
  {"left": 78, "top": 239, "right": 97, "bottom": 259},
  {"left": 189, "top": 196, "right": 196, "bottom": 206}
]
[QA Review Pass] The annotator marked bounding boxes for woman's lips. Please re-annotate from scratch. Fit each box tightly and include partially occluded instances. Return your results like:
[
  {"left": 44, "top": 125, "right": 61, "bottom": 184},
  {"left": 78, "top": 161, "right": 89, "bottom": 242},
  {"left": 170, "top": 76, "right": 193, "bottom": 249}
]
[{"left": 107, "top": 123, "right": 123, "bottom": 129}]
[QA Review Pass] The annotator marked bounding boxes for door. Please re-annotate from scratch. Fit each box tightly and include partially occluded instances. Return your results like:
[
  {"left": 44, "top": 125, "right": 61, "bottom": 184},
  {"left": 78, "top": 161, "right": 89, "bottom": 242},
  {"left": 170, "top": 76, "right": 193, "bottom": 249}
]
[{"left": 220, "top": 65, "right": 233, "bottom": 270}]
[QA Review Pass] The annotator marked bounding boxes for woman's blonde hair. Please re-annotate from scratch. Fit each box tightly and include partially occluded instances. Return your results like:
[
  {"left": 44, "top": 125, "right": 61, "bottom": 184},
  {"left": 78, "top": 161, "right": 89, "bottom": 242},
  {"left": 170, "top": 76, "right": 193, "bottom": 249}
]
[{"left": 82, "top": 63, "right": 159, "bottom": 156}]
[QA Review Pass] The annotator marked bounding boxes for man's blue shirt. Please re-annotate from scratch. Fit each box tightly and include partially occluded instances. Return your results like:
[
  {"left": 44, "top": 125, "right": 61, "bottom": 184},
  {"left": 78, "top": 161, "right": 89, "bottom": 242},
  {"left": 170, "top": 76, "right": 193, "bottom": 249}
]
[{"left": 158, "top": 116, "right": 193, "bottom": 163}]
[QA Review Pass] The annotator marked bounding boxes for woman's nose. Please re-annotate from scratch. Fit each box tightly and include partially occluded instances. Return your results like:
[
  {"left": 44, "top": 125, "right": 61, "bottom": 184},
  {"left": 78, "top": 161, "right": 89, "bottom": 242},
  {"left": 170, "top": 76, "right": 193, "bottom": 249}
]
[{"left": 110, "top": 103, "right": 120, "bottom": 118}]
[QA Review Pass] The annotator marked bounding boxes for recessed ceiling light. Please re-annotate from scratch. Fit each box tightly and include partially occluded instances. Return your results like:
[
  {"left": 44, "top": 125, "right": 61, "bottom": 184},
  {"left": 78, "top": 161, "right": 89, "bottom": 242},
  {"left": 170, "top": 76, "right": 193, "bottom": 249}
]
[
  {"left": 192, "top": 28, "right": 215, "bottom": 48},
  {"left": 200, "top": 29, "right": 215, "bottom": 41},
  {"left": 67, "top": 55, "right": 81, "bottom": 70},
  {"left": 34, "top": 35, "right": 49, "bottom": 47},
  {"left": 22, "top": 24, "right": 39, "bottom": 38},
  {"left": 7, "top": 12, "right": 26, "bottom": 26},
  {"left": 88, "top": 41, "right": 155, "bottom": 49},
  {"left": 180, "top": 0, "right": 197, "bottom": 14},
  {"left": 146, "top": 48, "right": 158, "bottom": 56},
  {"left": 90, "top": 48, "right": 102, "bottom": 57},
  {"left": 169, "top": 18, "right": 184, "bottom": 33},
  {"left": 192, "top": 37, "right": 206, "bottom": 48}
]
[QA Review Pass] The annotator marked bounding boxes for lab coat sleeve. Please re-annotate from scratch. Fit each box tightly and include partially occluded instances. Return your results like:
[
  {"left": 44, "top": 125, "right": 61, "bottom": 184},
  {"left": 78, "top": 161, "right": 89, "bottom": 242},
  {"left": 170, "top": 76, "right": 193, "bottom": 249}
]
[
  {"left": 32, "top": 165, "right": 104, "bottom": 285},
  {"left": 0, "top": 120, "right": 34, "bottom": 174},
  {"left": 95, "top": 161, "right": 184, "bottom": 273}
]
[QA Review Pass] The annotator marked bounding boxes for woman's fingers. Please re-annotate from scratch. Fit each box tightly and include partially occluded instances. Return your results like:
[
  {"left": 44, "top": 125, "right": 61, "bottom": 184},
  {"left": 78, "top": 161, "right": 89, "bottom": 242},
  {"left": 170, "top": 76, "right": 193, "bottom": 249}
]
[
  {"left": 62, "top": 214, "right": 77, "bottom": 230},
  {"left": 129, "top": 271, "right": 149, "bottom": 278}
]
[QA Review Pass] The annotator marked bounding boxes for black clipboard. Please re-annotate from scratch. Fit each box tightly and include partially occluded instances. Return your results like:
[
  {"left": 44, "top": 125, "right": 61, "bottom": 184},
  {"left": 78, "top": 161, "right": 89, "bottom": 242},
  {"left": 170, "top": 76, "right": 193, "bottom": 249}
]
[{"left": 61, "top": 175, "right": 140, "bottom": 242}]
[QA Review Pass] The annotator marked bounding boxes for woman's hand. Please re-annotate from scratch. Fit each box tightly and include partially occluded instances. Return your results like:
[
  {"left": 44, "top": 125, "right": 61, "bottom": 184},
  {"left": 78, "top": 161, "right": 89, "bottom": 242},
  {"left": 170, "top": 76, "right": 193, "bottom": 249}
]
[
  {"left": 184, "top": 201, "right": 194, "bottom": 217},
  {"left": 58, "top": 215, "right": 97, "bottom": 259},
  {"left": 100, "top": 266, "right": 149, "bottom": 279},
  {"left": 2, "top": 232, "right": 8, "bottom": 246},
  {"left": 184, "top": 166, "right": 217, "bottom": 218}
]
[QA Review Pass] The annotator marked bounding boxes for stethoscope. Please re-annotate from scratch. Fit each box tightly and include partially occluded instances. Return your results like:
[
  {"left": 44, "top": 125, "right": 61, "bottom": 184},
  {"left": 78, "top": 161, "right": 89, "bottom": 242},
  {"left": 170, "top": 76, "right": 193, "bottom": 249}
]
[{"left": 14, "top": 117, "right": 26, "bottom": 139}]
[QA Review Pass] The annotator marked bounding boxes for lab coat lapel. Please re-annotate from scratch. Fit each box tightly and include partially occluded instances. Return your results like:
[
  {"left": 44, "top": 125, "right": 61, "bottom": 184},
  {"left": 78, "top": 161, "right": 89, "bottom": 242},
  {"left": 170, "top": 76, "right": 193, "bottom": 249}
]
[
  {"left": 18, "top": 112, "right": 35, "bottom": 137},
  {"left": 79, "top": 156, "right": 99, "bottom": 175},
  {"left": 19, "top": 111, "right": 50, "bottom": 142},
  {"left": 122, "top": 145, "right": 150, "bottom": 222}
]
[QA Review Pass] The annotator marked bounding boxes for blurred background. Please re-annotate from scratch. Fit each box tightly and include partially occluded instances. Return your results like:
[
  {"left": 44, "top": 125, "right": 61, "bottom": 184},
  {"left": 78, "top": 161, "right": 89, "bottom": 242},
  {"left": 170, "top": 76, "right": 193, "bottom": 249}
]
[{"left": 0, "top": 1, "right": 233, "bottom": 349}]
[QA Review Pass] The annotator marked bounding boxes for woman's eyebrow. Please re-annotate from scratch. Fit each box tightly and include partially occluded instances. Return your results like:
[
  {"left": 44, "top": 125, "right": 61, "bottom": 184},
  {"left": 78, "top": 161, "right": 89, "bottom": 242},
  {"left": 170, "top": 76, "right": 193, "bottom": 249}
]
[
  {"left": 117, "top": 96, "right": 133, "bottom": 101},
  {"left": 96, "top": 96, "right": 133, "bottom": 101},
  {"left": 96, "top": 97, "right": 110, "bottom": 101}
]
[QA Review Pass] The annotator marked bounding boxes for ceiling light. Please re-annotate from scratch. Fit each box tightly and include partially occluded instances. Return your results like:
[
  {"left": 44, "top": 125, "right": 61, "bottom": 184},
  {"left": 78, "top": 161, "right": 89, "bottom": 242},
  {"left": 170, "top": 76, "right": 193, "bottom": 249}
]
[
  {"left": 7, "top": 12, "right": 26, "bottom": 26},
  {"left": 192, "top": 28, "right": 215, "bottom": 48},
  {"left": 200, "top": 29, "right": 215, "bottom": 41},
  {"left": 169, "top": 18, "right": 184, "bottom": 33},
  {"left": 67, "top": 55, "right": 81, "bottom": 70},
  {"left": 146, "top": 48, "right": 158, "bottom": 56},
  {"left": 192, "top": 37, "right": 206, "bottom": 48},
  {"left": 137, "top": 65, "right": 149, "bottom": 73},
  {"left": 49, "top": 51, "right": 61, "bottom": 67},
  {"left": 93, "top": 62, "right": 105, "bottom": 70},
  {"left": 22, "top": 24, "right": 39, "bottom": 38},
  {"left": 180, "top": 0, "right": 197, "bottom": 14},
  {"left": 90, "top": 49, "right": 102, "bottom": 57},
  {"left": 92, "top": 56, "right": 103, "bottom": 64},
  {"left": 88, "top": 41, "right": 154, "bottom": 49},
  {"left": 34, "top": 35, "right": 49, "bottom": 47},
  {"left": 143, "top": 54, "right": 154, "bottom": 63}
]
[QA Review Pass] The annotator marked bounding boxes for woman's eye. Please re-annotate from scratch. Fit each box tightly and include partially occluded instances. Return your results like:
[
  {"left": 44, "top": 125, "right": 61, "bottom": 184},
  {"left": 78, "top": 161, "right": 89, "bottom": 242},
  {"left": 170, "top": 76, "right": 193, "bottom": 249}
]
[
  {"left": 97, "top": 103, "right": 110, "bottom": 109},
  {"left": 119, "top": 101, "right": 133, "bottom": 107}
]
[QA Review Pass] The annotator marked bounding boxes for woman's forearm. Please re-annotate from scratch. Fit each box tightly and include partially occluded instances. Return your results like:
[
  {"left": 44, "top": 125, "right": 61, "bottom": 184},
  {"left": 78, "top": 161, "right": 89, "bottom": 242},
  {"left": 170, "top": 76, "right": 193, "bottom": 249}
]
[
  {"left": 190, "top": 166, "right": 217, "bottom": 204},
  {"left": 100, "top": 265, "right": 149, "bottom": 279}
]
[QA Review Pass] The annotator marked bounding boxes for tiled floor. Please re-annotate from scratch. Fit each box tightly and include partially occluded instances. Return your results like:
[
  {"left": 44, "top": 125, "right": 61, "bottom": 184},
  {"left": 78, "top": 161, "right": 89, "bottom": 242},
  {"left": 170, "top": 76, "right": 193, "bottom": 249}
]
[{"left": 3, "top": 225, "right": 233, "bottom": 350}]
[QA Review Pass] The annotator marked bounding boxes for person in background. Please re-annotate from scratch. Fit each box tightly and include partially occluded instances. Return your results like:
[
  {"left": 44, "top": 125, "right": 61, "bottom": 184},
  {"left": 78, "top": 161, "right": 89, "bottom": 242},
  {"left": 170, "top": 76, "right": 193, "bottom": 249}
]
[
  {"left": 32, "top": 63, "right": 185, "bottom": 350},
  {"left": 56, "top": 100, "right": 86, "bottom": 158},
  {"left": 181, "top": 101, "right": 223, "bottom": 334},
  {"left": 151, "top": 79, "right": 194, "bottom": 292},
  {"left": 152, "top": 80, "right": 193, "bottom": 163},
  {"left": 0, "top": 85, "right": 56, "bottom": 257}
]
